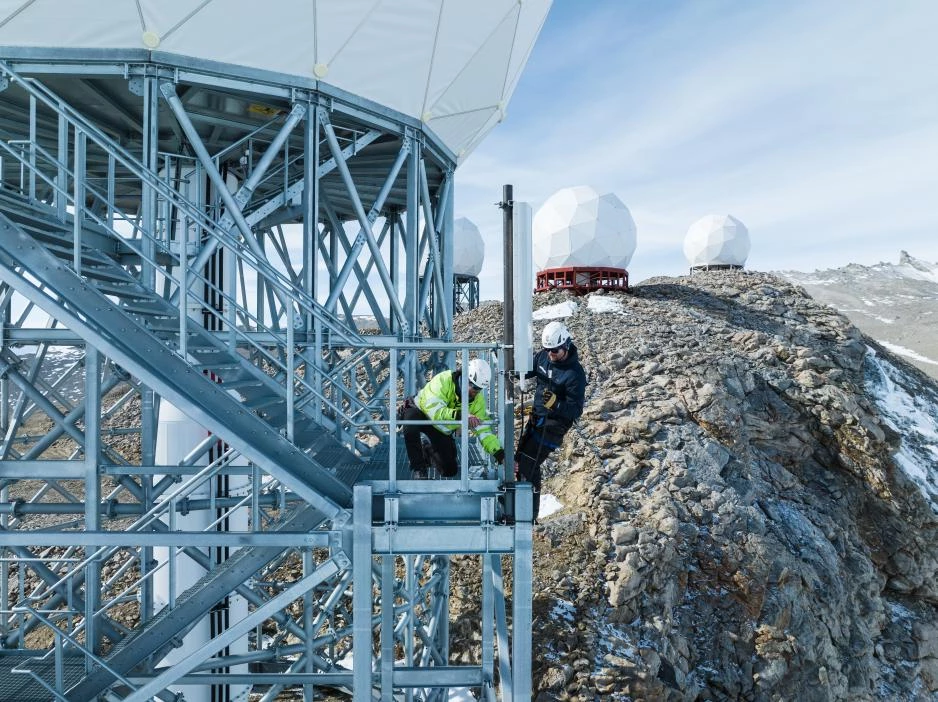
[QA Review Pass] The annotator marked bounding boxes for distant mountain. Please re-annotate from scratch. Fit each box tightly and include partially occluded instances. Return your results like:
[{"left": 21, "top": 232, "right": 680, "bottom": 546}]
[{"left": 779, "top": 252, "right": 938, "bottom": 380}]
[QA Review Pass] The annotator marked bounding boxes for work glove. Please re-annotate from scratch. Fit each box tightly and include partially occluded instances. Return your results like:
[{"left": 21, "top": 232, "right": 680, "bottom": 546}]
[
  {"left": 493, "top": 448, "right": 505, "bottom": 464},
  {"left": 519, "top": 376, "right": 534, "bottom": 393},
  {"left": 542, "top": 389, "right": 558, "bottom": 410}
]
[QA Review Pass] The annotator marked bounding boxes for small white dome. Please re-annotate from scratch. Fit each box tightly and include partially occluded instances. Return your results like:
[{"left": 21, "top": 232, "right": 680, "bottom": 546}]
[
  {"left": 533, "top": 186, "right": 637, "bottom": 271},
  {"left": 453, "top": 217, "right": 485, "bottom": 277},
  {"left": 683, "top": 214, "right": 750, "bottom": 267}
]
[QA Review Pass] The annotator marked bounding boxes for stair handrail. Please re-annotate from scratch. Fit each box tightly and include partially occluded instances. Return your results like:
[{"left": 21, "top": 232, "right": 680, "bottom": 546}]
[
  {"left": 0, "top": 60, "right": 363, "bottom": 347},
  {"left": 0, "top": 63, "right": 403, "bottom": 440},
  {"left": 0, "top": 136, "right": 379, "bottom": 435},
  {"left": 10, "top": 605, "right": 138, "bottom": 696},
  {"left": 22, "top": 446, "right": 240, "bottom": 607}
]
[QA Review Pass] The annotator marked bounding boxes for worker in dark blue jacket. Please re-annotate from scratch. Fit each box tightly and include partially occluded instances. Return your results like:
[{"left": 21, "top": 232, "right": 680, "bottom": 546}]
[{"left": 517, "top": 320, "right": 587, "bottom": 520}]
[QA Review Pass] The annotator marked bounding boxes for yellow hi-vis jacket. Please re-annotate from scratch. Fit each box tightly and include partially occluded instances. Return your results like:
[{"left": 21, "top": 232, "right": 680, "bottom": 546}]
[{"left": 416, "top": 370, "right": 502, "bottom": 457}]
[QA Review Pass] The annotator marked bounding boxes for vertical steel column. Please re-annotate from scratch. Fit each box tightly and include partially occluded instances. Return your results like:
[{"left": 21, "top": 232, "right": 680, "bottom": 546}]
[
  {"left": 0, "top": 276, "right": 6, "bottom": 638},
  {"left": 440, "top": 173, "right": 455, "bottom": 338},
  {"left": 512, "top": 484, "right": 533, "bottom": 701},
  {"left": 388, "top": 352, "right": 398, "bottom": 487},
  {"left": 381, "top": 556, "right": 395, "bottom": 701},
  {"left": 28, "top": 94, "right": 36, "bottom": 199},
  {"left": 142, "top": 75, "right": 159, "bottom": 290},
  {"left": 353, "top": 485, "right": 373, "bottom": 700},
  {"left": 501, "top": 185, "right": 516, "bottom": 492},
  {"left": 84, "top": 346, "right": 101, "bottom": 661},
  {"left": 139, "top": 75, "right": 161, "bottom": 631},
  {"left": 303, "top": 101, "right": 320, "bottom": 329},
  {"left": 482, "top": 554, "right": 495, "bottom": 696},
  {"left": 404, "top": 132, "right": 420, "bottom": 394},
  {"left": 404, "top": 556, "right": 416, "bottom": 702},
  {"left": 437, "top": 556, "right": 451, "bottom": 672},
  {"left": 0, "top": 288, "right": 7, "bottom": 639},
  {"left": 72, "top": 129, "right": 86, "bottom": 274},
  {"left": 303, "top": 549, "right": 316, "bottom": 702},
  {"left": 0, "top": 288, "right": 8, "bottom": 434},
  {"left": 502, "top": 185, "right": 515, "bottom": 382},
  {"left": 389, "top": 211, "right": 398, "bottom": 334},
  {"left": 139, "top": 385, "right": 156, "bottom": 627},
  {"left": 55, "top": 108, "right": 68, "bottom": 222},
  {"left": 492, "top": 555, "right": 512, "bottom": 702}
]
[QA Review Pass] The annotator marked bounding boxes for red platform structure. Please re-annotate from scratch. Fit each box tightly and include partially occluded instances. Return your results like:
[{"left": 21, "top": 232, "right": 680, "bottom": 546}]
[{"left": 535, "top": 266, "right": 629, "bottom": 294}]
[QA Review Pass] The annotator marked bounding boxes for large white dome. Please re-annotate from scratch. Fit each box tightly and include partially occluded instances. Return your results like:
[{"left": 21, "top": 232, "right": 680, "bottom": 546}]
[
  {"left": 532, "top": 186, "right": 637, "bottom": 270},
  {"left": 453, "top": 217, "right": 485, "bottom": 277},
  {"left": 683, "top": 214, "right": 751, "bottom": 268},
  {"left": 0, "top": 0, "right": 551, "bottom": 162}
]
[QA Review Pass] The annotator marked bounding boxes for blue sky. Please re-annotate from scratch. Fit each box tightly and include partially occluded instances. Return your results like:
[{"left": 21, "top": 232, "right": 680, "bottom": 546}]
[{"left": 455, "top": 0, "right": 938, "bottom": 299}]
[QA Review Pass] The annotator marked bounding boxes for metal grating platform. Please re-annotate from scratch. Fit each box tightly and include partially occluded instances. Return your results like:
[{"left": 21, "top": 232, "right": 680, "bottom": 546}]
[
  {"left": 360, "top": 437, "right": 490, "bottom": 481},
  {"left": 0, "top": 652, "right": 86, "bottom": 701}
]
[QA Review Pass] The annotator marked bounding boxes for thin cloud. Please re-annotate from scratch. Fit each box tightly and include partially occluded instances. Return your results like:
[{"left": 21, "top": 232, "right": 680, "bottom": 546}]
[{"left": 456, "top": 0, "right": 938, "bottom": 296}]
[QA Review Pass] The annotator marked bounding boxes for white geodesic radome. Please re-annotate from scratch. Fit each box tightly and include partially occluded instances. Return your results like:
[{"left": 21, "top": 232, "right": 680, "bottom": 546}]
[
  {"left": 453, "top": 217, "right": 485, "bottom": 277},
  {"left": 0, "top": 0, "right": 551, "bottom": 161},
  {"left": 532, "top": 186, "right": 637, "bottom": 270},
  {"left": 683, "top": 214, "right": 751, "bottom": 268}
]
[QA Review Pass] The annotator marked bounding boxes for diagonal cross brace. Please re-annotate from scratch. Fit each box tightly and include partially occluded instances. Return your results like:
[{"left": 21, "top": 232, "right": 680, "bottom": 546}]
[{"left": 123, "top": 552, "right": 350, "bottom": 702}]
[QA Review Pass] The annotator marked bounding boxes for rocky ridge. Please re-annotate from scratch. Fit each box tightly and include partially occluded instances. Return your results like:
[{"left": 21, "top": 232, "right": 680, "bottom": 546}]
[{"left": 450, "top": 270, "right": 938, "bottom": 701}]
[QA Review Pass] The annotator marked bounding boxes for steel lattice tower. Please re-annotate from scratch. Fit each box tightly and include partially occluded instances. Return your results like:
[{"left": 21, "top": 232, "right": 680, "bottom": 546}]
[{"left": 0, "top": 3, "right": 550, "bottom": 700}]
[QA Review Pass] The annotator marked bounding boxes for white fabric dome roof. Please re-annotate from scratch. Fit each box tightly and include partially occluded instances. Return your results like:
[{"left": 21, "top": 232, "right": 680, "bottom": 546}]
[
  {"left": 684, "top": 214, "right": 751, "bottom": 267},
  {"left": 0, "top": 0, "right": 552, "bottom": 162},
  {"left": 532, "top": 186, "right": 637, "bottom": 270},
  {"left": 452, "top": 217, "right": 485, "bottom": 277}
]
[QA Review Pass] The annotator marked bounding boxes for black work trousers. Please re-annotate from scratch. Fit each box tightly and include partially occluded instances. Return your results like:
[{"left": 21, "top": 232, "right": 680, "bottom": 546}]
[
  {"left": 401, "top": 405, "right": 457, "bottom": 477},
  {"left": 515, "top": 417, "right": 567, "bottom": 520}
]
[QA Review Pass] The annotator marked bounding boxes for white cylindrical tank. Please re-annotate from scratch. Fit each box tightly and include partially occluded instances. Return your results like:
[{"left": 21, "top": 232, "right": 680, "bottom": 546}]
[
  {"left": 155, "top": 403, "right": 252, "bottom": 702},
  {"left": 683, "top": 214, "right": 750, "bottom": 268},
  {"left": 532, "top": 186, "right": 637, "bottom": 270},
  {"left": 154, "top": 402, "right": 213, "bottom": 702},
  {"left": 452, "top": 217, "right": 484, "bottom": 277}
]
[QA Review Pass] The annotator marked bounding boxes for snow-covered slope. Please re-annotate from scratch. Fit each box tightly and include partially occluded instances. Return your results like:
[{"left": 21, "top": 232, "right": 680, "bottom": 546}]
[{"left": 780, "top": 252, "right": 938, "bottom": 380}]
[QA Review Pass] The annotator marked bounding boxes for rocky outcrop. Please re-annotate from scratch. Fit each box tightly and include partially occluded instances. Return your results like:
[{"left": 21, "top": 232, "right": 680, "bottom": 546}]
[{"left": 452, "top": 270, "right": 938, "bottom": 701}]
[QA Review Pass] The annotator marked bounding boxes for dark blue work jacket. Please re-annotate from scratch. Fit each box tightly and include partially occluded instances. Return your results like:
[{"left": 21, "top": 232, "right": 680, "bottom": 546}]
[{"left": 526, "top": 342, "right": 587, "bottom": 429}]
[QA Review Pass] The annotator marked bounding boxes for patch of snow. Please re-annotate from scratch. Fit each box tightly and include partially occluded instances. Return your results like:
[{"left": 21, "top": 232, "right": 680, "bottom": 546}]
[
  {"left": 550, "top": 598, "right": 576, "bottom": 623},
  {"left": 533, "top": 301, "right": 578, "bottom": 320},
  {"left": 866, "top": 348, "right": 938, "bottom": 511},
  {"left": 540, "top": 493, "right": 563, "bottom": 518},
  {"left": 869, "top": 315, "right": 895, "bottom": 325},
  {"left": 897, "top": 263, "right": 938, "bottom": 284},
  {"left": 878, "top": 341, "right": 938, "bottom": 366},
  {"left": 894, "top": 451, "right": 932, "bottom": 490},
  {"left": 889, "top": 600, "right": 915, "bottom": 623},
  {"left": 586, "top": 295, "right": 624, "bottom": 314},
  {"left": 861, "top": 298, "right": 876, "bottom": 307}
]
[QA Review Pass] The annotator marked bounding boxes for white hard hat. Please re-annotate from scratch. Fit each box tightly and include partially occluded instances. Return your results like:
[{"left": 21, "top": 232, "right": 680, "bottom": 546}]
[
  {"left": 541, "top": 321, "right": 572, "bottom": 350},
  {"left": 467, "top": 358, "right": 492, "bottom": 389}
]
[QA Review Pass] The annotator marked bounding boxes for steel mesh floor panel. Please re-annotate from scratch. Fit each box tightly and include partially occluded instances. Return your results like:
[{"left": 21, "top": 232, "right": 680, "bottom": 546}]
[
  {"left": 0, "top": 653, "right": 85, "bottom": 701},
  {"left": 362, "top": 438, "right": 489, "bottom": 480}
]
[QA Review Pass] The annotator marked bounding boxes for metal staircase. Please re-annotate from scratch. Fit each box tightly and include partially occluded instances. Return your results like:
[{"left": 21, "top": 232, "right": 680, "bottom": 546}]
[
  {"left": 0, "top": 203, "right": 361, "bottom": 515},
  {"left": 0, "top": 193, "right": 364, "bottom": 702},
  {"left": 0, "top": 57, "right": 533, "bottom": 702}
]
